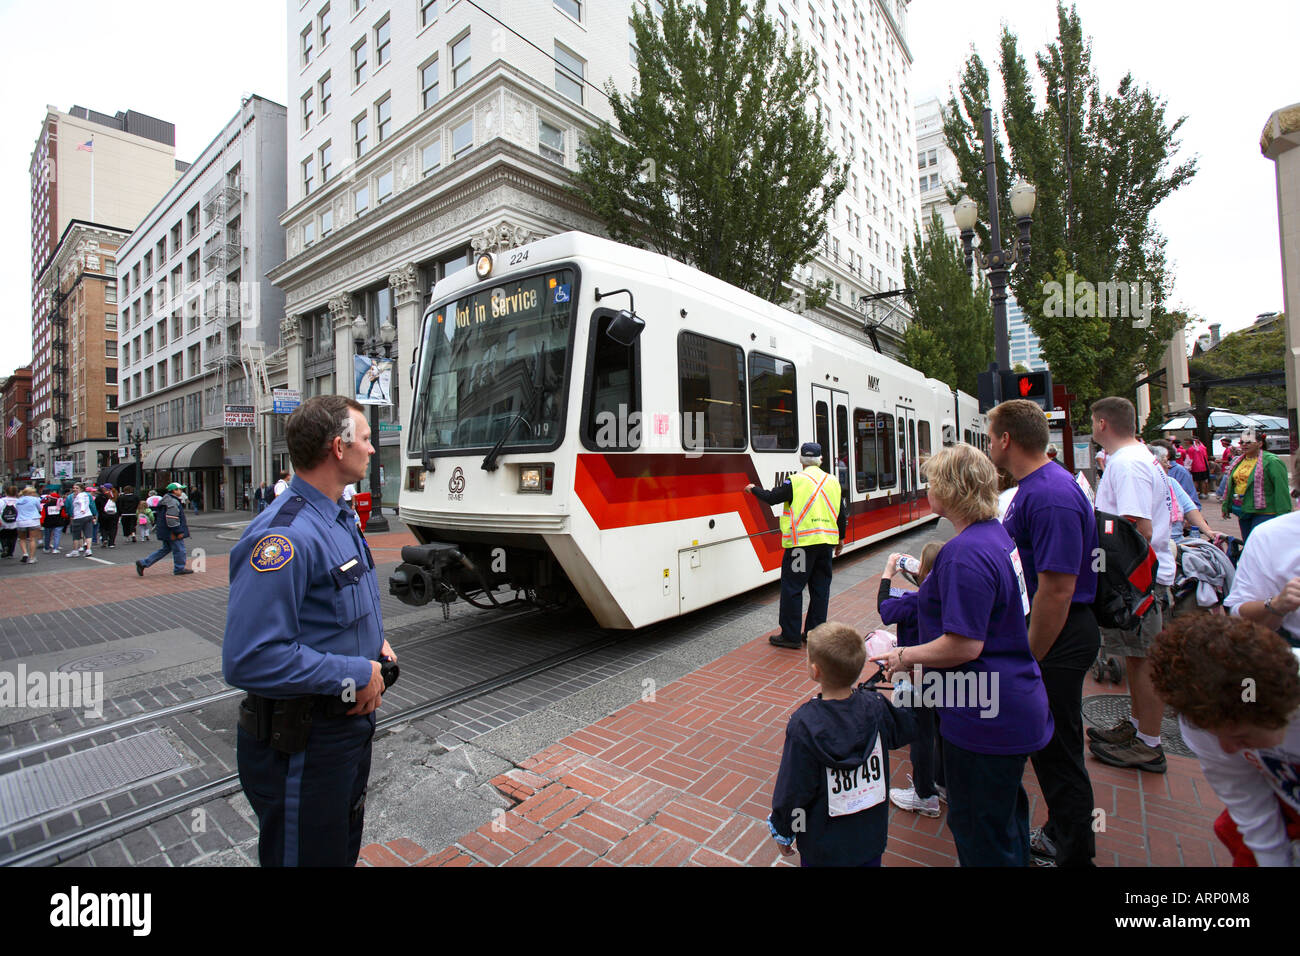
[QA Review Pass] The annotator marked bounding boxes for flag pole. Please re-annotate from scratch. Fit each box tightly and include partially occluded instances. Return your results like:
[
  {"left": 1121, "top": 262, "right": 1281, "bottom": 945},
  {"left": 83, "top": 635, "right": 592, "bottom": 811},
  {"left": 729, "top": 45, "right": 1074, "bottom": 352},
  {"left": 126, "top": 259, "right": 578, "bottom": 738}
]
[{"left": 89, "top": 137, "right": 94, "bottom": 220}]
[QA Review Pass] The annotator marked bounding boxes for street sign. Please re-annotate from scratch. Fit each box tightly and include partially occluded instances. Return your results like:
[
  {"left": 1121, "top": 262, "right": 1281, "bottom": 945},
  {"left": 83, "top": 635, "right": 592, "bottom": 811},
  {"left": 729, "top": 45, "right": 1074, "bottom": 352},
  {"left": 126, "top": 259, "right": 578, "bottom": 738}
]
[
  {"left": 224, "top": 404, "right": 256, "bottom": 427},
  {"left": 272, "top": 388, "right": 301, "bottom": 414},
  {"left": 1045, "top": 409, "right": 1066, "bottom": 424},
  {"left": 378, "top": 422, "right": 402, "bottom": 432}
]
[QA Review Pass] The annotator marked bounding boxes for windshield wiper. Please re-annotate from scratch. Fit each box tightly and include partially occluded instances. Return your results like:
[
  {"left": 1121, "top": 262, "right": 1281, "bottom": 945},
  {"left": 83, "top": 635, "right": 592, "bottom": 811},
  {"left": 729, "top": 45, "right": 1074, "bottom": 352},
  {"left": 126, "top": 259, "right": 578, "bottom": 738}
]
[
  {"left": 481, "top": 414, "right": 531, "bottom": 472},
  {"left": 481, "top": 347, "right": 548, "bottom": 473}
]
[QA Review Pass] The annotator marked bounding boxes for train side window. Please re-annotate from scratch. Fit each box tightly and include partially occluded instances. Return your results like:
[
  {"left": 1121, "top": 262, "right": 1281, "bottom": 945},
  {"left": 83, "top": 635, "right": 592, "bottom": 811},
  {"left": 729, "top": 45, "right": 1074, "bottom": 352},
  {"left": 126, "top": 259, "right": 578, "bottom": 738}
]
[
  {"left": 747, "top": 352, "right": 797, "bottom": 450},
  {"left": 815, "top": 400, "right": 830, "bottom": 459},
  {"left": 854, "top": 409, "right": 877, "bottom": 493},
  {"left": 878, "top": 412, "right": 897, "bottom": 489},
  {"left": 582, "top": 308, "right": 641, "bottom": 451},
  {"left": 847, "top": 408, "right": 878, "bottom": 494},
  {"left": 918, "top": 421, "right": 931, "bottom": 482},
  {"left": 942, "top": 423, "right": 955, "bottom": 447},
  {"left": 678, "top": 331, "right": 746, "bottom": 450},
  {"left": 835, "top": 404, "right": 850, "bottom": 491},
  {"left": 908, "top": 419, "right": 918, "bottom": 489}
]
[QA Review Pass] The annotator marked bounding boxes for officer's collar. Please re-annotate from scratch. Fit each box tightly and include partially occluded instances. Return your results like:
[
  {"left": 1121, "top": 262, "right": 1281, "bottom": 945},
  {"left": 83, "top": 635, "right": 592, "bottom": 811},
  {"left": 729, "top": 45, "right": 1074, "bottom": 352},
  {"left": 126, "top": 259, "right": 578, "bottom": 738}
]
[{"left": 288, "top": 474, "right": 352, "bottom": 524}]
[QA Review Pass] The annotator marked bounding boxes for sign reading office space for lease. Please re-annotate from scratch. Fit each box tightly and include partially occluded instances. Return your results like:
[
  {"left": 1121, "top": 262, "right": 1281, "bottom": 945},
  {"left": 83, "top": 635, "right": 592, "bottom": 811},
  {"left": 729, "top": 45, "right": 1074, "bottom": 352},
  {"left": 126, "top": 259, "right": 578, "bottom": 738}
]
[{"left": 224, "top": 404, "right": 256, "bottom": 427}]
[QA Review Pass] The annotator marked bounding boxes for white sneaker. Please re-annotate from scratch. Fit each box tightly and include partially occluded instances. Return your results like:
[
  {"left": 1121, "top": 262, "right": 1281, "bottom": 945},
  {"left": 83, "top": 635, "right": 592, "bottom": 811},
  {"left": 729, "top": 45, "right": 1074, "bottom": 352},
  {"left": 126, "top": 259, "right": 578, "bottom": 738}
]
[
  {"left": 84, "top": 549, "right": 93, "bottom": 556},
  {"left": 66, "top": 549, "right": 79, "bottom": 557},
  {"left": 889, "top": 786, "right": 941, "bottom": 818},
  {"left": 934, "top": 783, "right": 948, "bottom": 804}
]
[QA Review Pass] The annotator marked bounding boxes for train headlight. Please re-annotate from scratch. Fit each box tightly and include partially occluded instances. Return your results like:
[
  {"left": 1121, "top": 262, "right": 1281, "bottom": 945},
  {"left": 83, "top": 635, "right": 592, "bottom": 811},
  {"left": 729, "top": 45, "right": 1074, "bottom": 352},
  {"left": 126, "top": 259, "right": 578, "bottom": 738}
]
[
  {"left": 475, "top": 252, "right": 494, "bottom": 279},
  {"left": 518, "top": 464, "right": 553, "bottom": 494},
  {"left": 406, "top": 466, "right": 426, "bottom": 492}
]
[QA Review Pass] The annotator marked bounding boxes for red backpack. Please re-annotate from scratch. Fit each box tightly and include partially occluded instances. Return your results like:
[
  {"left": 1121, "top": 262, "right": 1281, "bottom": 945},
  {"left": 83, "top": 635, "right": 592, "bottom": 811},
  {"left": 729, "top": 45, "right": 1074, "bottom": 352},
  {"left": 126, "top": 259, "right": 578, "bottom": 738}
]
[{"left": 1092, "top": 510, "right": 1159, "bottom": 629}]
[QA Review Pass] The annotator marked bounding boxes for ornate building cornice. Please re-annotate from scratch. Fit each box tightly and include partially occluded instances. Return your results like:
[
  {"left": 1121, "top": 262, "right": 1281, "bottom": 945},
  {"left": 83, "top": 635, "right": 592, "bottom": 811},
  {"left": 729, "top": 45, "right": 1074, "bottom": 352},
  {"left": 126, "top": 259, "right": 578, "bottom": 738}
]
[
  {"left": 328, "top": 294, "right": 354, "bottom": 331},
  {"left": 387, "top": 263, "right": 420, "bottom": 308},
  {"left": 471, "top": 219, "right": 542, "bottom": 253},
  {"left": 279, "top": 313, "right": 301, "bottom": 346}
]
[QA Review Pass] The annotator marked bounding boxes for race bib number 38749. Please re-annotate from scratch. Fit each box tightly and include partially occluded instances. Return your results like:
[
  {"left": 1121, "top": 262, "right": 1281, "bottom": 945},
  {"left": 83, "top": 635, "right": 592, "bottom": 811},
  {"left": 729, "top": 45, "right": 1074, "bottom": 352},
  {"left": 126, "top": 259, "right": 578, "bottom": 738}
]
[{"left": 825, "top": 737, "right": 886, "bottom": 817}]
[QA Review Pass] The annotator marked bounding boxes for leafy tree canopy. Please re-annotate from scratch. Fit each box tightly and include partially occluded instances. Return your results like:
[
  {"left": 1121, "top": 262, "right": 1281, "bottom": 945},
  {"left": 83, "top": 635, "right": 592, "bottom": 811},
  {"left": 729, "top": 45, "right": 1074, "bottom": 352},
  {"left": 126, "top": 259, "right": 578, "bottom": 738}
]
[
  {"left": 942, "top": 2, "right": 1197, "bottom": 413},
  {"left": 571, "top": 0, "right": 846, "bottom": 308}
]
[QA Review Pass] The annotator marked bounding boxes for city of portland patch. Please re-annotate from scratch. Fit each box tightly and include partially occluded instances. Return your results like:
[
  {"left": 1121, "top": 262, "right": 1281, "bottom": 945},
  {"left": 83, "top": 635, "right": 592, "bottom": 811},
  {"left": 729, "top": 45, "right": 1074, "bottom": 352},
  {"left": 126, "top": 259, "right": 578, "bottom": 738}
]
[{"left": 250, "top": 534, "right": 294, "bottom": 572}]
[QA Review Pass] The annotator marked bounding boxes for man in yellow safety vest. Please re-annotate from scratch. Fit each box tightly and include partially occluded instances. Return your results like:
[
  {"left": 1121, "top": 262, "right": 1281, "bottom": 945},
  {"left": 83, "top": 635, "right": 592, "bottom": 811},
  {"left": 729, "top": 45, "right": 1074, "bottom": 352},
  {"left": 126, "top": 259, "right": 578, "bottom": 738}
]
[{"left": 745, "top": 441, "right": 846, "bottom": 648}]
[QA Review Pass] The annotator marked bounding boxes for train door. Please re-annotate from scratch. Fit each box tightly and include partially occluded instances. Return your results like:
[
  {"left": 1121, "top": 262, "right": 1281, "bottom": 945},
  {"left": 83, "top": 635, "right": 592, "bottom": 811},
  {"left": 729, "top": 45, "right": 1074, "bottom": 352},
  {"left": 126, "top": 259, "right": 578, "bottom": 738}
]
[
  {"left": 896, "top": 404, "right": 918, "bottom": 523},
  {"left": 812, "top": 385, "right": 852, "bottom": 540}
]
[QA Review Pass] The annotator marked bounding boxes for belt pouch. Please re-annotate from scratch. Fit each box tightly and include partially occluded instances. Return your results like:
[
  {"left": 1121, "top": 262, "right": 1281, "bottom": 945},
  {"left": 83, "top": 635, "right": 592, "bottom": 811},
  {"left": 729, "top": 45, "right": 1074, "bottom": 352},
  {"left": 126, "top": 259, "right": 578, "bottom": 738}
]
[{"left": 270, "top": 697, "right": 314, "bottom": 754}]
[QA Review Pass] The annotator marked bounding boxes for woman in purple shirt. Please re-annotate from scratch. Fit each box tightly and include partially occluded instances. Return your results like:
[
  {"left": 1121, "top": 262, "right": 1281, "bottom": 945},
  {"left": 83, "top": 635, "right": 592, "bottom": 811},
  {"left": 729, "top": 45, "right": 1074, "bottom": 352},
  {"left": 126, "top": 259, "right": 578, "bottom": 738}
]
[{"left": 878, "top": 443, "right": 1053, "bottom": 865}]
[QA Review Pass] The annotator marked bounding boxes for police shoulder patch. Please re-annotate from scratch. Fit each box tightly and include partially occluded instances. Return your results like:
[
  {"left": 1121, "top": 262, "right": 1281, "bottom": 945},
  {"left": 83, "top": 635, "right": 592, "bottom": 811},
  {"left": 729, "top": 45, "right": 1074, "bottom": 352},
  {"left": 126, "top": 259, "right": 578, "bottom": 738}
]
[{"left": 250, "top": 534, "right": 294, "bottom": 572}]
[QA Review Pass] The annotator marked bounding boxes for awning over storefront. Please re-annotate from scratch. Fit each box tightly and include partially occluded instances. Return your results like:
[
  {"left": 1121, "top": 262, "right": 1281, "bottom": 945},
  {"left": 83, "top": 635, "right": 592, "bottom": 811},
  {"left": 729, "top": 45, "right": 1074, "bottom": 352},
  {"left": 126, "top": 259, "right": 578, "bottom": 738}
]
[
  {"left": 141, "top": 433, "right": 224, "bottom": 472},
  {"left": 95, "top": 461, "right": 141, "bottom": 488}
]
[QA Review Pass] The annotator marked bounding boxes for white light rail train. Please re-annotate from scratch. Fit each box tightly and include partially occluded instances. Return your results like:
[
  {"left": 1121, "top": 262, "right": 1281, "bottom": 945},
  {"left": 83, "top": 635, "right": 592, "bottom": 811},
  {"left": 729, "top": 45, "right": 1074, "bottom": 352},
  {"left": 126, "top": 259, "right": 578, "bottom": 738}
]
[{"left": 389, "top": 231, "right": 985, "bottom": 629}]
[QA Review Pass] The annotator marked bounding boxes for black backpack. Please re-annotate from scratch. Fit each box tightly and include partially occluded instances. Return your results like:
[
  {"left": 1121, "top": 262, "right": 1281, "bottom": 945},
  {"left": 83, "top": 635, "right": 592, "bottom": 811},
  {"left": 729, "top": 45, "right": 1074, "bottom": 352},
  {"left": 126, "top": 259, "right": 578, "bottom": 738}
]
[
  {"left": 1, "top": 501, "right": 15, "bottom": 523},
  {"left": 1092, "top": 509, "right": 1159, "bottom": 630}
]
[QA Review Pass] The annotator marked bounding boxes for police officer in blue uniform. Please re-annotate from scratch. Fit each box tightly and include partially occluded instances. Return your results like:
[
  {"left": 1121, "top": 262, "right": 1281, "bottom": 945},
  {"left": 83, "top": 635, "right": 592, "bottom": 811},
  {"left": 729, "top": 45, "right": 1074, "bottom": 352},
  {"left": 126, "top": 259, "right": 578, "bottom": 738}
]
[{"left": 223, "top": 395, "right": 395, "bottom": 867}]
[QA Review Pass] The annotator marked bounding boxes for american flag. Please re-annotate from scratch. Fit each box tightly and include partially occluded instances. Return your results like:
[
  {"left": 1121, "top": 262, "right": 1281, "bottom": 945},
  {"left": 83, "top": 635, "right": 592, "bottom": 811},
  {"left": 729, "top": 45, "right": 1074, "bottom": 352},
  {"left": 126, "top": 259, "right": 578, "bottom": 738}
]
[
  {"left": 4, "top": 417, "right": 21, "bottom": 439},
  {"left": 76, "top": 139, "right": 93, "bottom": 152}
]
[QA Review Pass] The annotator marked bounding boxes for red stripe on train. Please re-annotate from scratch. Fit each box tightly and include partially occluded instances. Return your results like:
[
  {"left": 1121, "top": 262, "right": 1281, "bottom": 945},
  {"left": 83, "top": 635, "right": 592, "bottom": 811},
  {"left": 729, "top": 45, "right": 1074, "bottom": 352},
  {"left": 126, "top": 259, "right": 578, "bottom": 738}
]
[{"left": 574, "top": 454, "right": 933, "bottom": 573}]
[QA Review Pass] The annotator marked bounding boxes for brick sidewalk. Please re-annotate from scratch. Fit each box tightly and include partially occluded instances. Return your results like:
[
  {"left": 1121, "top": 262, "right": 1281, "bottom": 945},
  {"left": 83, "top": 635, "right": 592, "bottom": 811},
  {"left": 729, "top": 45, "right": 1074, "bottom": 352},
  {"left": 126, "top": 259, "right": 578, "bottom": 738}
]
[
  {"left": 0, "top": 528, "right": 417, "bottom": 619},
  {"left": 359, "top": 540, "right": 1231, "bottom": 868}
]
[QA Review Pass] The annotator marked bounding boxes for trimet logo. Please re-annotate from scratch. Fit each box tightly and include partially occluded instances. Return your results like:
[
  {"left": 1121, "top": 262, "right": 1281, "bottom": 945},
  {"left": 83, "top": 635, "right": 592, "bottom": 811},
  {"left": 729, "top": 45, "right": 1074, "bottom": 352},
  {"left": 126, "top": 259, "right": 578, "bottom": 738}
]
[{"left": 448, "top": 466, "right": 466, "bottom": 501}]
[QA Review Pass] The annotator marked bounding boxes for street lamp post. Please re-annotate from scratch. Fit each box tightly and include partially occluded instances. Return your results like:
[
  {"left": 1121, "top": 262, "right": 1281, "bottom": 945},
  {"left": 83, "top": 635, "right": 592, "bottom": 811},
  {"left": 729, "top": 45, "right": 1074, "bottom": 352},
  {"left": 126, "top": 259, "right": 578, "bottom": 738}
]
[
  {"left": 954, "top": 106, "right": 1036, "bottom": 402},
  {"left": 128, "top": 424, "right": 150, "bottom": 490},
  {"left": 352, "top": 315, "right": 396, "bottom": 533}
]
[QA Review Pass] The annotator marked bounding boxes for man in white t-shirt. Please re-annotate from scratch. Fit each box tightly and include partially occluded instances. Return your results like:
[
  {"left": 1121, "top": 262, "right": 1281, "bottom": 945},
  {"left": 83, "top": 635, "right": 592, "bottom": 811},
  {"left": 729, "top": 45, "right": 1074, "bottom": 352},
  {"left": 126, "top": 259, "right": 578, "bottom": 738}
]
[
  {"left": 1087, "top": 396, "right": 1175, "bottom": 773},
  {"left": 273, "top": 470, "right": 290, "bottom": 498},
  {"left": 65, "top": 482, "right": 96, "bottom": 557},
  {"left": 1225, "top": 510, "right": 1300, "bottom": 645}
]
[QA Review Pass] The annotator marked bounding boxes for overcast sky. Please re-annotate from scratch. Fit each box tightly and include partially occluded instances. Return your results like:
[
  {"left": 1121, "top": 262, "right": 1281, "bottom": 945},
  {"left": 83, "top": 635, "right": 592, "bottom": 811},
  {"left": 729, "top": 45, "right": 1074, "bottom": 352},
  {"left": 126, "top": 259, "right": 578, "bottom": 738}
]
[{"left": 1, "top": 0, "right": 1296, "bottom": 380}]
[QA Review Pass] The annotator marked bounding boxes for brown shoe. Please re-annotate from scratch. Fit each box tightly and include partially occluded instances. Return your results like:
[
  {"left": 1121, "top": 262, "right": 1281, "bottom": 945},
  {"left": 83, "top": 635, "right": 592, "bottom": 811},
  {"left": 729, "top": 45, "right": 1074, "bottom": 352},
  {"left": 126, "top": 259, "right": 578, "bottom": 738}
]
[
  {"left": 1086, "top": 719, "right": 1136, "bottom": 745},
  {"left": 1089, "top": 738, "right": 1167, "bottom": 773}
]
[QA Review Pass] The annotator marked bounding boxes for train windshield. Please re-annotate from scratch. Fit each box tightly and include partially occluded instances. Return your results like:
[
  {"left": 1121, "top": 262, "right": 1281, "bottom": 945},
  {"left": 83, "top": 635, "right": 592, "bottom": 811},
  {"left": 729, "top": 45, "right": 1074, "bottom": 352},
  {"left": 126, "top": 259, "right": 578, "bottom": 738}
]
[{"left": 412, "top": 267, "right": 577, "bottom": 454}]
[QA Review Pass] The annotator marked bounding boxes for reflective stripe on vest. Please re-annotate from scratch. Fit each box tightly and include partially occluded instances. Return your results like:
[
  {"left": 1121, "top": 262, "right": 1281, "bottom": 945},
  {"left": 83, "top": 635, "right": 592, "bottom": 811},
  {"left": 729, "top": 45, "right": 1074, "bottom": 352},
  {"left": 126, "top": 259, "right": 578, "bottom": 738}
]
[{"left": 779, "top": 468, "right": 842, "bottom": 548}]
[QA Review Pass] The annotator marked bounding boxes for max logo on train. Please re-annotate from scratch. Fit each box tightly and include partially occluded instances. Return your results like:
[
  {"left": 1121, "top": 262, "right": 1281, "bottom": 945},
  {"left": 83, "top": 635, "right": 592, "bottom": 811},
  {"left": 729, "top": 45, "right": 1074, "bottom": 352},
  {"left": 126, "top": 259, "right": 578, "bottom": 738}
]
[{"left": 448, "top": 467, "right": 466, "bottom": 500}]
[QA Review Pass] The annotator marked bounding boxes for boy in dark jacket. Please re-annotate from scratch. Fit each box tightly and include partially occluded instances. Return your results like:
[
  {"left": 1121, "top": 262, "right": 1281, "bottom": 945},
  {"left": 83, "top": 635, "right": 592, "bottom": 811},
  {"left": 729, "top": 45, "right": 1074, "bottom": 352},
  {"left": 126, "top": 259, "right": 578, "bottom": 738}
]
[{"left": 769, "top": 621, "right": 916, "bottom": 866}]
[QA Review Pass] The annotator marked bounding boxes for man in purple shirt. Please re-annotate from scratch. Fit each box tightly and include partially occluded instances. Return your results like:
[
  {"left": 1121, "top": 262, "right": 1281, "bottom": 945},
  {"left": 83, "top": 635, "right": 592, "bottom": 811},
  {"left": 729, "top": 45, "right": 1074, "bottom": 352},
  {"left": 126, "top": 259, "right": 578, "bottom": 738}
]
[
  {"left": 991, "top": 400, "right": 1101, "bottom": 868},
  {"left": 877, "top": 444, "right": 1053, "bottom": 866}
]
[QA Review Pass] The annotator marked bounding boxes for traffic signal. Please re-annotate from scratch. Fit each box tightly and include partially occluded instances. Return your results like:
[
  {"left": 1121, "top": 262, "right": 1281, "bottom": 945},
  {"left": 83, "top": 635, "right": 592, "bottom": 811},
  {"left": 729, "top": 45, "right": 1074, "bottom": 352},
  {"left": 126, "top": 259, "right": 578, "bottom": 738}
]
[{"left": 1000, "top": 370, "right": 1053, "bottom": 410}]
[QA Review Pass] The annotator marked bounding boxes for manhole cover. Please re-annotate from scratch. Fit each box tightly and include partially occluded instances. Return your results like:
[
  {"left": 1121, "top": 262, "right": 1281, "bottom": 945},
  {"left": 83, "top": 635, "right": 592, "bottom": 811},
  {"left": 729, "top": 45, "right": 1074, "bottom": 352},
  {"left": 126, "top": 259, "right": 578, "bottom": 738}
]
[
  {"left": 1082, "top": 694, "right": 1194, "bottom": 758},
  {"left": 0, "top": 728, "right": 188, "bottom": 830},
  {"left": 59, "top": 648, "right": 158, "bottom": 672}
]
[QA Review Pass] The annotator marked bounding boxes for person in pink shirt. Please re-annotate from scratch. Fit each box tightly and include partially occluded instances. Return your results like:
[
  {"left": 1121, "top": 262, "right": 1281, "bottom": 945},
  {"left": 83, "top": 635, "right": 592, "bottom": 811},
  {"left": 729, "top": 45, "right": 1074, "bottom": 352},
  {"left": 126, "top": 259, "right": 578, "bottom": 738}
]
[{"left": 1185, "top": 437, "right": 1211, "bottom": 497}]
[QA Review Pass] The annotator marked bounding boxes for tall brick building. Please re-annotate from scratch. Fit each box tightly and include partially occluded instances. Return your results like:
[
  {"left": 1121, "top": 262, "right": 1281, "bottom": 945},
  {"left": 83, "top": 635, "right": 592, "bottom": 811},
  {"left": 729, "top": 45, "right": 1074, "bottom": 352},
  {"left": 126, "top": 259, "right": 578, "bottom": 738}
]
[
  {"left": 1, "top": 367, "right": 33, "bottom": 483},
  {"left": 29, "top": 105, "right": 184, "bottom": 480},
  {"left": 34, "top": 223, "right": 129, "bottom": 480}
]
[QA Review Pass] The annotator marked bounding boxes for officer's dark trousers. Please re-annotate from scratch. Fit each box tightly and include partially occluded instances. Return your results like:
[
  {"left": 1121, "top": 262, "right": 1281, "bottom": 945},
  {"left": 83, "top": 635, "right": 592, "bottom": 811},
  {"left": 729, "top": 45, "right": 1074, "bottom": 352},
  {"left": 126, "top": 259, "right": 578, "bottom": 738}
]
[
  {"left": 237, "top": 712, "right": 375, "bottom": 867},
  {"left": 1029, "top": 602, "right": 1101, "bottom": 867},
  {"left": 778, "top": 543, "right": 834, "bottom": 643}
]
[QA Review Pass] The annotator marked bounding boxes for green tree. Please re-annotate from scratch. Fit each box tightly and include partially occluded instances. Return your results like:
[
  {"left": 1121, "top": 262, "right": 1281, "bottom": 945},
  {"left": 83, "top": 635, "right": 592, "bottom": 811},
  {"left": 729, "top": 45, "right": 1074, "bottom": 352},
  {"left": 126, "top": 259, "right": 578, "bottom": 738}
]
[
  {"left": 901, "top": 212, "right": 994, "bottom": 396},
  {"left": 942, "top": 3, "right": 1196, "bottom": 416},
  {"left": 1189, "top": 321, "right": 1288, "bottom": 415},
  {"left": 571, "top": 0, "right": 845, "bottom": 307}
]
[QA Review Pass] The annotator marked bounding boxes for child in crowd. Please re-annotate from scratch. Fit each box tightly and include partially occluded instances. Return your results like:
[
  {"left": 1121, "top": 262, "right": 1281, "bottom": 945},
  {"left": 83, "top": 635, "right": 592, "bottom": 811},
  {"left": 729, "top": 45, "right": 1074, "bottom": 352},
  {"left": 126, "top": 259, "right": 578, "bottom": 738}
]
[
  {"left": 769, "top": 622, "right": 916, "bottom": 866},
  {"left": 136, "top": 498, "right": 154, "bottom": 543},
  {"left": 879, "top": 543, "right": 946, "bottom": 817}
]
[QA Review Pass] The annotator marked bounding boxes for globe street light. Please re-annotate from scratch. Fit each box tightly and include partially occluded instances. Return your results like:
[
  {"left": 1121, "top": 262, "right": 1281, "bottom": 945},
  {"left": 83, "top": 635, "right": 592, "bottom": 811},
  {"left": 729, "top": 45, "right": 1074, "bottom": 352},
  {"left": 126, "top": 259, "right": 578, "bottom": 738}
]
[
  {"left": 957, "top": 107, "right": 1036, "bottom": 400},
  {"left": 352, "top": 315, "right": 395, "bottom": 533},
  {"left": 129, "top": 424, "right": 150, "bottom": 491}
]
